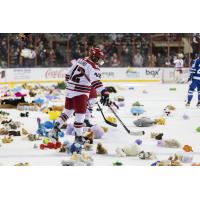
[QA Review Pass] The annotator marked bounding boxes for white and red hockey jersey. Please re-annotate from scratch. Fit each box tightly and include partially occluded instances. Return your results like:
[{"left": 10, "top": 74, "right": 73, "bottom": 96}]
[
  {"left": 174, "top": 58, "right": 184, "bottom": 69},
  {"left": 65, "top": 58, "right": 104, "bottom": 98}
]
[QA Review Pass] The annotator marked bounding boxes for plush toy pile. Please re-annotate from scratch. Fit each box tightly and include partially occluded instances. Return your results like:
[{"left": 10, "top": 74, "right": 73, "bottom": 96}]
[
  {"left": 0, "top": 82, "right": 199, "bottom": 166},
  {"left": 151, "top": 153, "right": 193, "bottom": 166}
]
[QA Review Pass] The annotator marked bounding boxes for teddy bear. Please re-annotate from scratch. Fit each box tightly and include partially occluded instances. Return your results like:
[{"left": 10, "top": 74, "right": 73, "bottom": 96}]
[
  {"left": 84, "top": 131, "right": 94, "bottom": 144},
  {"left": 157, "top": 139, "right": 181, "bottom": 148},
  {"left": 71, "top": 152, "right": 93, "bottom": 163},
  {"left": 163, "top": 105, "right": 176, "bottom": 116},
  {"left": 2, "top": 136, "right": 13, "bottom": 143},
  {"left": 116, "top": 144, "right": 141, "bottom": 157},
  {"left": 59, "top": 140, "right": 71, "bottom": 153},
  {"left": 115, "top": 147, "right": 126, "bottom": 157},
  {"left": 168, "top": 155, "right": 182, "bottom": 166},
  {"left": 0, "top": 128, "right": 9, "bottom": 135},
  {"left": 191, "top": 163, "right": 200, "bottom": 166},
  {"left": 61, "top": 160, "right": 93, "bottom": 166},
  {"left": 21, "top": 128, "right": 29, "bottom": 135},
  {"left": 61, "top": 152, "right": 93, "bottom": 166},
  {"left": 84, "top": 143, "right": 93, "bottom": 151},
  {"left": 183, "top": 145, "right": 193, "bottom": 152},
  {"left": 17, "top": 103, "right": 38, "bottom": 111},
  {"left": 155, "top": 117, "right": 166, "bottom": 125},
  {"left": 164, "top": 139, "right": 181, "bottom": 148},
  {"left": 96, "top": 143, "right": 108, "bottom": 154},
  {"left": 151, "top": 132, "right": 164, "bottom": 140},
  {"left": 101, "top": 126, "right": 108, "bottom": 133},
  {"left": 138, "top": 151, "right": 157, "bottom": 160},
  {"left": 169, "top": 154, "right": 193, "bottom": 164},
  {"left": 26, "top": 134, "right": 41, "bottom": 141},
  {"left": 90, "top": 125, "right": 105, "bottom": 139},
  {"left": 81, "top": 153, "right": 93, "bottom": 162},
  {"left": 59, "top": 145, "right": 67, "bottom": 153},
  {"left": 71, "top": 152, "right": 82, "bottom": 161},
  {"left": 14, "top": 162, "right": 30, "bottom": 166},
  {"left": 154, "top": 160, "right": 182, "bottom": 166},
  {"left": 122, "top": 144, "right": 141, "bottom": 156}
]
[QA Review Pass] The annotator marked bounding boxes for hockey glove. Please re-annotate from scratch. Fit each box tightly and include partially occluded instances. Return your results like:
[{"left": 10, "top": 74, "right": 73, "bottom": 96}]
[{"left": 100, "top": 89, "right": 110, "bottom": 106}]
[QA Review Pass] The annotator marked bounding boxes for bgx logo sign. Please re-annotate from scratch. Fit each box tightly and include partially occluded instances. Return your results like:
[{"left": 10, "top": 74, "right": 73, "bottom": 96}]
[{"left": 145, "top": 69, "right": 160, "bottom": 77}]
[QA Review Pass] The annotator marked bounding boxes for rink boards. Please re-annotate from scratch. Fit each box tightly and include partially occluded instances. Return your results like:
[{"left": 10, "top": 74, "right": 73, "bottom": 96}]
[{"left": 0, "top": 67, "right": 190, "bottom": 84}]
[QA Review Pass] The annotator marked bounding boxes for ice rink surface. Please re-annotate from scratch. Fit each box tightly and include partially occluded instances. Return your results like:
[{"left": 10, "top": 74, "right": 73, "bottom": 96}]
[{"left": 1, "top": 82, "right": 200, "bottom": 166}]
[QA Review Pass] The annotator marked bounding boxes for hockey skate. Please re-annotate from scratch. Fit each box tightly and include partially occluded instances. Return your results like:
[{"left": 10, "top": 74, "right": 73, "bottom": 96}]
[
  {"left": 196, "top": 102, "right": 200, "bottom": 108},
  {"left": 185, "top": 102, "right": 190, "bottom": 108},
  {"left": 84, "top": 119, "right": 93, "bottom": 127}
]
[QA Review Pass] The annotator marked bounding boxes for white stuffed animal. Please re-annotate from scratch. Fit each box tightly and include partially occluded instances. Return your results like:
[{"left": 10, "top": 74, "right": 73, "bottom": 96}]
[
  {"left": 115, "top": 147, "right": 126, "bottom": 157},
  {"left": 116, "top": 144, "right": 141, "bottom": 157}
]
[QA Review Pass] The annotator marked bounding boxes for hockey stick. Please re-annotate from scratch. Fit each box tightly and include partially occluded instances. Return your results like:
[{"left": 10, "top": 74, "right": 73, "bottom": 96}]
[
  {"left": 97, "top": 102, "right": 117, "bottom": 127},
  {"left": 78, "top": 65, "right": 118, "bottom": 127},
  {"left": 112, "top": 101, "right": 119, "bottom": 110},
  {"left": 108, "top": 104, "right": 145, "bottom": 136}
]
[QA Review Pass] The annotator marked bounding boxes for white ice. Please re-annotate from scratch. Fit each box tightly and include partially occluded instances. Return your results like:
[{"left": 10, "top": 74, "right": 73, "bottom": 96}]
[{"left": 0, "top": 83, "right": 200, "bottom": 166}]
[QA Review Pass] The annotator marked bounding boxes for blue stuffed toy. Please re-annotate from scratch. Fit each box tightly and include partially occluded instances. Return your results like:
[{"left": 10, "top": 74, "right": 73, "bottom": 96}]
[
  {"left": 131, "top": 107, "right": 145, "bottom": 116},
  {"left": 33, "top": 98, "right": 45, "bottom": 105},
  {"left": 36, "top": 118, "right": 64, "bottom": 137},
  {"left": 70, "top": 142, "right": 82, "bottom": 154}
]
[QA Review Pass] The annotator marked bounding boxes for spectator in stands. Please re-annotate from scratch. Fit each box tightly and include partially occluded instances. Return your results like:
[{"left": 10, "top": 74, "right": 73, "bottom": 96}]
[
  {"left": 111, "top": 53, "right": 120, "bottom": 67},
  {"left": 192, "top": 34, "right": 200, "bottom": 54},
  {"left": 10, "top": 46, "right": 20, "bottom": 67},
  {"left": 156, "top": 53, "right": 165, "bottom": 67},
  {"left": 49, "top": 48, "right": 56, "bottom": 66},
  {"left": 109, "top": 33, "right": 117, "bottom": 42},
  {"left": 103, "top": 54, "right": 111, "bottom": 67},
  {"left": 39, "top": 49, "right": 47, "bottom": 66},
  {"left": 121, "top": 45, "right": 132, "bottom": 67},
  {"left": 148, "top": 53, "right": 157, "bottom": 67},
  {"left": 0, "top": 37, "right": 7, "bottom": 65},
  {"left": 133, "top": 51, "right": 143, "bottom": 67},
  {"left": 0, "top": 33, "right": 199, "bottom": 68}
]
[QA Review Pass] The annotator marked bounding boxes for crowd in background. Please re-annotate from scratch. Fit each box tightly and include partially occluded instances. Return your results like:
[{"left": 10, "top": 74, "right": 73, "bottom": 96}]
[{"left": 0, "top": 33, "right": 200, "bottom": 68}]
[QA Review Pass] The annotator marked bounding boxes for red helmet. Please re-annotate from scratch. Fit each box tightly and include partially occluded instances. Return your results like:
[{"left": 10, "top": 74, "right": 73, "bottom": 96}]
[{"left": 89, "top": 47, "right": 105, "bottom": 65}]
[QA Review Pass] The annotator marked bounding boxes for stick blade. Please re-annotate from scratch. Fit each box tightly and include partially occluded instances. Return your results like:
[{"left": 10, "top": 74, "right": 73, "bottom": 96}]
[
  {"left": 128, "top": 131, "right": 145, "bottom": 136},
  {"left": 105, "top": 120, "right": 118, "bottom": 127}
]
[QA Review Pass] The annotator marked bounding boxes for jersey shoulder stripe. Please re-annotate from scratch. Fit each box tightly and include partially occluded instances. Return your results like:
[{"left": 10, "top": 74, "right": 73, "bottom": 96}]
[{"left": 83, "top": 58, "right": 100, "bottom": 70}]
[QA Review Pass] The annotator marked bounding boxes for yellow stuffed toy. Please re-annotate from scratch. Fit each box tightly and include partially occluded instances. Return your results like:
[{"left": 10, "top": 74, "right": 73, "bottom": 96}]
[
  {"left": 48, "top": 111, "right": 61, "bottom": 120},
  {"left": 101, "top": 126, "right": 109, "bottom": 133},
  {"left": 2, "top": 136, "right": 13, "bottom": 143},
  {"left": 155, "top": 117, "right": 166, "bottom": 125}
]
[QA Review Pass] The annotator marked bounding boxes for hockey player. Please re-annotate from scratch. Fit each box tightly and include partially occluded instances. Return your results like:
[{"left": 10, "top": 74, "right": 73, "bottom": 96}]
[
  {"left": 50, "top": 48, "right": 110, "bottom": 144},
  {"left": 186, "top": 53, "right": 200, "bottom": 107},
  {"left": 174, "top": 53, "right": 184, "bottom": 83},
  {"left": 65, "top": 61, "right": 97, "bottom": 128}
]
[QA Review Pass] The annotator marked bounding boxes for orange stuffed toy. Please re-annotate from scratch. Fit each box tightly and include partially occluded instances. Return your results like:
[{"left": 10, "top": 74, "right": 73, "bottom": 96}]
[{"left": 183, "top": 145, "right": 193, "bottom": 152}]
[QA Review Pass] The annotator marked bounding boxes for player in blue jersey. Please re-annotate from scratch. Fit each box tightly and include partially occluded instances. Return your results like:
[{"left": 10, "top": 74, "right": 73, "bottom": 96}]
[{"left": 186, "top": 53, "right": 200, "bottom": 107}]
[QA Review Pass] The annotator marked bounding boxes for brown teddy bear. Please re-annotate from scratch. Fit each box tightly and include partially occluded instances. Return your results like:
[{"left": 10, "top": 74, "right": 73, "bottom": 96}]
[
  {"left": 84, "top": 143, "right": 93, "bottom": 151},
  {"left": 165, "top": 139, "right": 181, "bottom": 148},
  {"left": 96, "top": 143, "right": 108, "bottom": 154},
  {"left": 84, "top": 131, "right": 94, "bottom": 144},
  {"left": 0, "top": 128, "right": 9, "bottom": 135},
  {"left": 151, "top": 132, "right": 163, "bottom": 140}
]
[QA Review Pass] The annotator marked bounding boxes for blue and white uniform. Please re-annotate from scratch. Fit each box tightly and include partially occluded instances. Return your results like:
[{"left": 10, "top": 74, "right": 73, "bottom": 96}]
[{"left": 187, "top": 57, "right": 200, "bottom": 104}]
